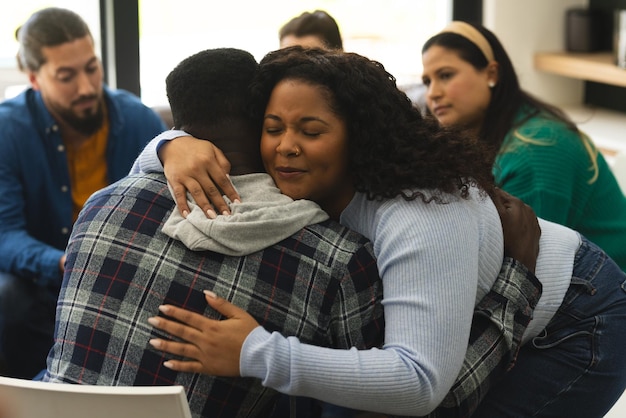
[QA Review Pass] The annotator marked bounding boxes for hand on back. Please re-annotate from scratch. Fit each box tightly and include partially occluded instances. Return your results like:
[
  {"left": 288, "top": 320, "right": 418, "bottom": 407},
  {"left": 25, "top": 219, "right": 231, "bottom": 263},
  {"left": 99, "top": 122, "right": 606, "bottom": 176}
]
[{"left": 493, "top": 188, "right": 541, "bottom": 273}]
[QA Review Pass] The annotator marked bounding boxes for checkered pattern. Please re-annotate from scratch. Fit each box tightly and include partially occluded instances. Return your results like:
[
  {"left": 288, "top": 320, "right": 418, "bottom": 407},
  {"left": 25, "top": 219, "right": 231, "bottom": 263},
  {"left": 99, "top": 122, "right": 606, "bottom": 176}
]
[
  {"left": 46, "top": 173, "right": 384, "bottom": 418},
  {"left": 427, "top": 258, "right": 542, "bottom": 418}
]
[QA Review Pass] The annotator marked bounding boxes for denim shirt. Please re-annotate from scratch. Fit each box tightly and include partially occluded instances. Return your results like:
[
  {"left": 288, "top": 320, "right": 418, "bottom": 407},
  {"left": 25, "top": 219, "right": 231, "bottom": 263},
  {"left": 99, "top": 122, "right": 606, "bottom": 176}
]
[{"left": 0, "top": 86, "right": 166, "bottom": 286}]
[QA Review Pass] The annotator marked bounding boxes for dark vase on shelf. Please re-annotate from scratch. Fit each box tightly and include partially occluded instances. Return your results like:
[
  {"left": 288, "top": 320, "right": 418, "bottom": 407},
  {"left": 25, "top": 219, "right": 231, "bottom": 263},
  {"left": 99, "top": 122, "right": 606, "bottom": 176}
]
[{"left": 566, "top": 8, "right": 602, "bottom": 52}]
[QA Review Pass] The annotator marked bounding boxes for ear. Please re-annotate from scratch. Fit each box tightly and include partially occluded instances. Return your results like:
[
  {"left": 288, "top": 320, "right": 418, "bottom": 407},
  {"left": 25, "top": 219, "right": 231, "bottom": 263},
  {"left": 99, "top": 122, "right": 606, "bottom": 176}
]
[
  {"left": 486, "top": 61, "right": 499, "bottom": 87},
  {"left": 28, "top": 71, "right": 40, "bottom": 91}
]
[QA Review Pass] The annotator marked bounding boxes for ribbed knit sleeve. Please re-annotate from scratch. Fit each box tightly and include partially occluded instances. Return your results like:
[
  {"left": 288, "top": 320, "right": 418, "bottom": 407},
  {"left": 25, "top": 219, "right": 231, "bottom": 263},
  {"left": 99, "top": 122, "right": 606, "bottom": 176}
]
[
  {"left": 129, "top": 130, "right": 187, "bottom": 174},
  {"left": 240, "top": 191, "right": 504, "bottom": 416}
]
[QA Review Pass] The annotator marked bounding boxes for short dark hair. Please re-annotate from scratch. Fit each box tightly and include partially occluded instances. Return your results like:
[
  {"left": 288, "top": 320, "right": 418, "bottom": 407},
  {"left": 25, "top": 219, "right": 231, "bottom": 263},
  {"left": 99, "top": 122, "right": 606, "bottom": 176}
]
[
  {"left": 279, "top": 10, "right": 343, "bottom": 50},
  {"left": 166, "top": 48, "right": 258, "bottom": 137},
  {"left": 16, "top": 7, "right": 92, "bottom": 72}
]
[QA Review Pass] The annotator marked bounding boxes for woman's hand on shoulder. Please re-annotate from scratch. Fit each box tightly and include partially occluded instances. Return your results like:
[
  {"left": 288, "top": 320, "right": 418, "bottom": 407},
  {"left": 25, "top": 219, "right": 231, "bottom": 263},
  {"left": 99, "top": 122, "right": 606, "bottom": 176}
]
[
  {"left": 148, "top": 291, "right": 259, "bottom": 376},
  {"left": 159, "top": 136, "right": 240, "bottom": 218}
]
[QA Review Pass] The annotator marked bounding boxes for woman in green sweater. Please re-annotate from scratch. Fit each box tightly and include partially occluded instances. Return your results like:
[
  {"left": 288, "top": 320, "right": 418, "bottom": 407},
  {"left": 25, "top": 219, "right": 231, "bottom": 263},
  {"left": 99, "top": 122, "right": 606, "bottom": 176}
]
[{"left": 421, "top": 21, "right": 626, "bottom": 272}]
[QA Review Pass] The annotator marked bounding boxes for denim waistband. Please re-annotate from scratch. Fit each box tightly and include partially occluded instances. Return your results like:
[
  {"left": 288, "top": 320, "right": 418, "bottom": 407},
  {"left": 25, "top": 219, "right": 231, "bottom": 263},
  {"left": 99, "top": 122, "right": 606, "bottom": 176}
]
[{"left": 571, "top": 236, "right": 607, "bottom": 287}]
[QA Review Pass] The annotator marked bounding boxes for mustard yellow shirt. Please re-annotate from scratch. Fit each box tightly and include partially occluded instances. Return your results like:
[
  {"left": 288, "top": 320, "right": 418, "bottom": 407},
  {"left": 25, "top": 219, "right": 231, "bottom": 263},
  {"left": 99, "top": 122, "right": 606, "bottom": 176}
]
[{"left": 65, "top": 118, "right": 110, "bottom": 221}]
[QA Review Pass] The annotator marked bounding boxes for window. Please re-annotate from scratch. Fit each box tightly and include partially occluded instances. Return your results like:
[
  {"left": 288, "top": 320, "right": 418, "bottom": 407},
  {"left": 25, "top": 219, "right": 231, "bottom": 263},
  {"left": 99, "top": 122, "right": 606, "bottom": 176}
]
[
  {"left": 0, "top": 1, "right": 100, "bottom": 100},
  {"left": 0, "top": 1, "right": 454, "bottom": 105},
  {"left": 138, "top": 0, "right": 452, "bottom": 106}
]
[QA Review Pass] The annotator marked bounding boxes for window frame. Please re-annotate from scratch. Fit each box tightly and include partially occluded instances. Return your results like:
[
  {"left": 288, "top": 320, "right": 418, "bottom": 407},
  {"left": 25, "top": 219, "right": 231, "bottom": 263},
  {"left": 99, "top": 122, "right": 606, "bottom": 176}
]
[{"left": 101, "top": 0, "right": 482, "bottom": 98}]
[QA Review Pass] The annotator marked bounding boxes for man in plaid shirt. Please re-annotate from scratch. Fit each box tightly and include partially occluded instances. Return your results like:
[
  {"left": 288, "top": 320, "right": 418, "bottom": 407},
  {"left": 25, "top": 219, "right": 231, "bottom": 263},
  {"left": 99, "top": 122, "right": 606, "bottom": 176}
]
[
  {"left": 43, "top": 48, "right": 383, "bottom": 418},
  {"left": 44, "top": 48, "right": 541, "bottom": 417}
]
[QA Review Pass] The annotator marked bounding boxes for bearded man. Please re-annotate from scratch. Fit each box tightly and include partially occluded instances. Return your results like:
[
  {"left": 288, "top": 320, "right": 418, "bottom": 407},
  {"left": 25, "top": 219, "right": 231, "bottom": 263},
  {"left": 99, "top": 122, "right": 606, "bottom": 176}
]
[{"left": 0, "top": 7, "right": 166, "bottom": 379}]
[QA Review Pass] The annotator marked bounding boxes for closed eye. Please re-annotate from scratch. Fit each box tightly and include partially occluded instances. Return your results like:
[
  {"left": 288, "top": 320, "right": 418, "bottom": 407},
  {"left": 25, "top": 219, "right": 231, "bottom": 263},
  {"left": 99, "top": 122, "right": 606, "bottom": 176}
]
[{"left": 264, "top": 127, "right": 282, "bottom": 135}]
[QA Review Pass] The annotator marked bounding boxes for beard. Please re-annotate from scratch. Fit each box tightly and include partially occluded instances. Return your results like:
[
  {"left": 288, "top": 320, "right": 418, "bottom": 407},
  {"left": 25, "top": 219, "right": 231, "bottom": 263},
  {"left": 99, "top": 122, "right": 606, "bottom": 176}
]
[{"left": 55, "top": 96, "right": 105, "bottom": 136}]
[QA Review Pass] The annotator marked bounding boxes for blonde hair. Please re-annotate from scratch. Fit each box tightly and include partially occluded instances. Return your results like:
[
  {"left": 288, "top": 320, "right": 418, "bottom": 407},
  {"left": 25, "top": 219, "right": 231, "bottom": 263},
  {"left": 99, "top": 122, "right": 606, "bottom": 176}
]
[{"left": 507, "top": 129, "right": 599, "bottom": 184}]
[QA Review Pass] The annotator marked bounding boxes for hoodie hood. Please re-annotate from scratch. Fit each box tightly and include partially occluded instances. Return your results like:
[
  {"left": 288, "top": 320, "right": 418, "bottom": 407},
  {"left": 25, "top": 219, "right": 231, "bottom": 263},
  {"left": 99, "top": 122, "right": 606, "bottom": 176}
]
[{"left": 162, "top": 173, "right": 329, "bottom": 256}]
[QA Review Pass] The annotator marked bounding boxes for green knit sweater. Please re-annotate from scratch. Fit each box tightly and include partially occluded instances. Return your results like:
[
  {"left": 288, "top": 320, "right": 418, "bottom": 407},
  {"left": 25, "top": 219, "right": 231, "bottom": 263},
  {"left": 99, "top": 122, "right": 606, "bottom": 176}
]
[{"left": 495, "top": 105, "right": 626, "bottom": 272}]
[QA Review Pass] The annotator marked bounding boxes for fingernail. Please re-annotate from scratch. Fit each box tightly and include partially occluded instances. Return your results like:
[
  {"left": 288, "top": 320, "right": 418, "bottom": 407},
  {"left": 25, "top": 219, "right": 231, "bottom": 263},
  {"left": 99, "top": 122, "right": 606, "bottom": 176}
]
[
  {"left": 163, "top": 361, "right": 174, "bottom": 369},
  {"left": 206, "top": 209, "right": 217, "bottom": 219},
  {"left": 233, "top": 199, "right": 241, "bottom": 204},
  {"left": 222, "top": 210, "right": 229, "bottom": 216},
  {"left": 158, "top": 305, "right": 171, "bottom": 314},
  {"left": 149, "top": 338, "right": 161, "bottom": 348},
  {"left": 148, "top": 317, "right": 159, "bottom": 326},
  {"left": 182, "top": 210, "right": 189, "bottom": 219},
  {"left": 203, "top": 290, "right": 217, "bottom": 299}
]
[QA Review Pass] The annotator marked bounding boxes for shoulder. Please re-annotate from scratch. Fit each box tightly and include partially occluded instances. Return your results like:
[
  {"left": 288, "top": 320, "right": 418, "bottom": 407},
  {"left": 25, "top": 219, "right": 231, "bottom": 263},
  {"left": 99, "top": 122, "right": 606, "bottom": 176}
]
[
  {"left": 502, "top": 112, "right": 588, "bottom": 165},
  {"left": 105, "top": 87, "right": 146, "bottom": 107},
  {"left": 351, "top": 190, "right": 496, "bottom": 258},
  {"left": 84, "top": 173, "right": 172, "bottom": 213},
  {"left": 73, "top": 173, "right": 174, "bottom": 245},
  {"left": 0, "top": 90, "right": 34, "bottom": 128},
  {"left": 0, "top": 90, "right": 27, "bottom": 112},
  {"left": 0, "top": 91, "right": 49, "bottom": 156},
  {"left": 304, "top": 219, "right": 373, "bottom": 253},
  {"left": 284, "top": 219, "right": 377, "bottom": 271},
  {"left": 105, "top": 88, "right": 153, "bottom": 115},
  {"left": 345, "top": 191, "right": 483, "bottom": 235},
  {"left": 98, "top": 172, "right": 169, "bottom": 197},
  {"left": 104, "top": 87, "right": 164, "bottom": 126},
  {"left": 508, "top": 109, "right": 580, "bottom": 146}
]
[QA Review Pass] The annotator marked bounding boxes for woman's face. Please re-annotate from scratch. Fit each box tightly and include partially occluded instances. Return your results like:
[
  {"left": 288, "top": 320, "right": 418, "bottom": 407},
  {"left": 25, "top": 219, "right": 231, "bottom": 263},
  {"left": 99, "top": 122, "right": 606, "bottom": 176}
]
[
  {"left": 421, "top": 45, "right": 495, "bottom": 135},
  {"left": 260, "top": 79, "right": 354, "bottom": 219}
]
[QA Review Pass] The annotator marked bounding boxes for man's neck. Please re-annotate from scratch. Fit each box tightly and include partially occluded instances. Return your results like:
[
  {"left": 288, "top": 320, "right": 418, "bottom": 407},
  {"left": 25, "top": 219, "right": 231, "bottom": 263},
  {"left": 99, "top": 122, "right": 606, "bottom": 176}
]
[{"left": 184, "top": 124, "right": 263, "bottom": 175}]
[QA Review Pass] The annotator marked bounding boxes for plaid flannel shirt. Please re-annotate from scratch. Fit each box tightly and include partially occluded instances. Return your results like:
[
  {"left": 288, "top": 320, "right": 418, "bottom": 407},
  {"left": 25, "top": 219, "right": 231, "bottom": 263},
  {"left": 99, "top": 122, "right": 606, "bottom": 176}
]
[
  {"left": 45, "top": 173, "right": 384, "bottom": 418},
  {"left": 425, "top": 258, "right": 542, "bottom": 418},
  {"left": 45, "top": 173, "right": 541, "bottom": 418}
]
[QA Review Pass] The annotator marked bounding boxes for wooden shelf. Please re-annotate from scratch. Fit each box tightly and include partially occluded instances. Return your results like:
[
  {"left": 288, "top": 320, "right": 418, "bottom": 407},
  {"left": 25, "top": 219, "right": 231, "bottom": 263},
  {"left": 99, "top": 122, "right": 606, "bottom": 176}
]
[
  {"left": 534, "top": 52, "right": 626, "bottom": 88},
  {"left": 561, "top": 105, "right": 626, "bottom": 164}
]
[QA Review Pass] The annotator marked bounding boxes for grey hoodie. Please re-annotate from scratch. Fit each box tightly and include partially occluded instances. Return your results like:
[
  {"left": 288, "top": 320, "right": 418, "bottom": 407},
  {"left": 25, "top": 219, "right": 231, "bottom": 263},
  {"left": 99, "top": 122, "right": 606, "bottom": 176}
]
[{"left": 162, "top": 173, "right": 329, "bottom": 256}]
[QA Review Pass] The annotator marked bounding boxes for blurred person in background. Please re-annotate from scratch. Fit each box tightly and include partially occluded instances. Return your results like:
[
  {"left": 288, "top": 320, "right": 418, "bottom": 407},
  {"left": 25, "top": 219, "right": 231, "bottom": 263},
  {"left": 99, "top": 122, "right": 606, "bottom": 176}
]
[
  {"left": 421, "top": 21, "right": 626, "bottom": 272},
  {"left": 279, "top": 10, "right": 343, "bottom": 51},
  {"left": 0, "top": 7, "right": 166, "bottom": 379}
]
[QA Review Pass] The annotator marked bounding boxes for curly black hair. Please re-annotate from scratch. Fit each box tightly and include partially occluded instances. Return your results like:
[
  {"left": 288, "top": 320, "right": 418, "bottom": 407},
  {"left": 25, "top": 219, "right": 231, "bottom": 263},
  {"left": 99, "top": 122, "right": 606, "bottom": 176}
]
[
  {"left": 251, "top": 46, "right": 495, "bottom": 203},
  {"left": 166, "top": 48, "right": 258, "bottom": 134}
]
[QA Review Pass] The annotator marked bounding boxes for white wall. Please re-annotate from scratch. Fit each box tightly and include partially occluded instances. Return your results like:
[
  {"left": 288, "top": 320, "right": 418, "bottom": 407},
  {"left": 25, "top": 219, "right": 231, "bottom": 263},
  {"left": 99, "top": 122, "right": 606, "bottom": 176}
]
[
  {"left": 0, "top": 67, "right": 27, "bottom": 100},
  {"left": 483, "top": 0, "right": 588, "bottom": 106}
]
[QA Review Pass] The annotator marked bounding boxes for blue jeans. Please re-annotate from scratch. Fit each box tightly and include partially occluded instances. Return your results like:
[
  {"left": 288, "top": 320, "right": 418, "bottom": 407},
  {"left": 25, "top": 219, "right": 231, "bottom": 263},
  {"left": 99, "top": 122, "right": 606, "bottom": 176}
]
[
  {"left": 0, "top": 272, "right": 58, "bottom": 378},
  {"left": 473, "top": 237, "right": 626, "bottom": 417}
]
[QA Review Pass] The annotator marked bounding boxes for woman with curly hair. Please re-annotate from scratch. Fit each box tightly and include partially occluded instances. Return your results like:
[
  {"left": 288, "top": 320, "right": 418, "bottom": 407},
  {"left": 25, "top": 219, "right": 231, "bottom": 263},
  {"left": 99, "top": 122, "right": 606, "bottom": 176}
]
[
  {"left": 421, "top": 21, "right": 626, "bottom": 272},
  {"left": 138, "top": 47, "right": 626, "bottom": 417}
]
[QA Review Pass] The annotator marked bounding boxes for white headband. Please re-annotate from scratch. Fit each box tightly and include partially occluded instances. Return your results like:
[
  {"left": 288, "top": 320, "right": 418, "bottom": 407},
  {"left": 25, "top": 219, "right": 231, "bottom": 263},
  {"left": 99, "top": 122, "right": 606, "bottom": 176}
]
[{"left": 440, "top": 21, "right": 495, "bottom": 62}]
